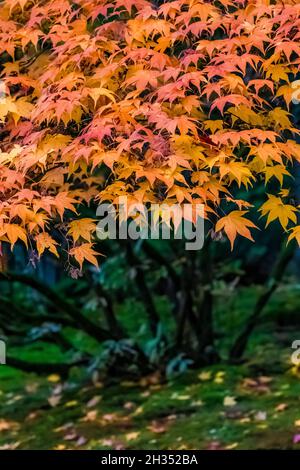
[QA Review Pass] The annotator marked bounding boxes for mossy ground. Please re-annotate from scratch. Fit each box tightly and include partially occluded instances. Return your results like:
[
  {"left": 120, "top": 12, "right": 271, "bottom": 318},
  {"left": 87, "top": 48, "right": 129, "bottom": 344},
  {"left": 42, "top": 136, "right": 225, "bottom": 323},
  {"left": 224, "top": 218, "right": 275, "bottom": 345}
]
[{"left": 1, "top": 286, "right": 300, "bottom": 450}]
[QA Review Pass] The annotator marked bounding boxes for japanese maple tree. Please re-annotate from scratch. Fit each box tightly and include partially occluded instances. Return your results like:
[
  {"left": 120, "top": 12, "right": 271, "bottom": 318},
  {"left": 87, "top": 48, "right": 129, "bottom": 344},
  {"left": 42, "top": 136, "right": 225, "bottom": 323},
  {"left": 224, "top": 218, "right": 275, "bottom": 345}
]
[{"left": 0, "top": 0, "right": 300, "bottom": 269}]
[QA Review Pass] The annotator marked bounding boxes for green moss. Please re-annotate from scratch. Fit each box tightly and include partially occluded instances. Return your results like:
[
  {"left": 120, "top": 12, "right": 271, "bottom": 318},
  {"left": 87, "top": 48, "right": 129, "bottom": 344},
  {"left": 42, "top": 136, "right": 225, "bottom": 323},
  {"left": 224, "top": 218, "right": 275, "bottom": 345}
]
[{"left": 1, "top": 285, "right": 300, "bottom": 449}]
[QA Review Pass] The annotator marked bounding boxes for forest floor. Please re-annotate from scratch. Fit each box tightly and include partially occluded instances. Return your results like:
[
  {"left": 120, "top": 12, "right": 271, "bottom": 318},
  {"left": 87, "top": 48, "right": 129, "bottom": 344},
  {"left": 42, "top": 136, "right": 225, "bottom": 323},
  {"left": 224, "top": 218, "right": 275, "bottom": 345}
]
[{"left": 1, "top": 287, "right": 300, "bottom": 449}]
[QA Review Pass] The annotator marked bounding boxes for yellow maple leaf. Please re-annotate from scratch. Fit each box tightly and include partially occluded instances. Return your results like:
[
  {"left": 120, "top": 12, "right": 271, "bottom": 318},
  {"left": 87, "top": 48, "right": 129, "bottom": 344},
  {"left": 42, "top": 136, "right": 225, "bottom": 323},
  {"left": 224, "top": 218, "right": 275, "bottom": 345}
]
[
  {"left": 287, "top": 226, "right": 300, "bottom": 245},
  {"left": 260, "top": 195, "right": 297, "bottom": 229},
  {"left": 70, "top": 243, "right": 99, "bottom": 270},
  {"left": 67, "top": 218, "right": 97, "bottom": 243},
  {"left": 35, "top": 232, "right": 58, "bottom": 257},
  {"left": 203, "top": 119, "right": 223, "bottom": 134},
  {"left": 215, "top": 211, "right": 257, "bottom": 250},
  {"left": 264, "top": 165, "right": 291, "bottom": 186},
  {"left": 2, "top": 223, "right": 28, "bottom": 249},
  {"left": 54, "top": 192, "right": 77, "bottom": 220},
  {"left": 218, "top": 160, "right": 253, "bottom": 187}
]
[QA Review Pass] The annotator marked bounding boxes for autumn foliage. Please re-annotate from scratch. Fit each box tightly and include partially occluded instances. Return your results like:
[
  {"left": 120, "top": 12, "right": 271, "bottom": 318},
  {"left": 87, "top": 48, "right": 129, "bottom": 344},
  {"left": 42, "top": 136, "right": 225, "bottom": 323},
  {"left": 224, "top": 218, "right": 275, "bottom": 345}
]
[{"left": 1, "top": 0, "right": 300, "bottom": 268}]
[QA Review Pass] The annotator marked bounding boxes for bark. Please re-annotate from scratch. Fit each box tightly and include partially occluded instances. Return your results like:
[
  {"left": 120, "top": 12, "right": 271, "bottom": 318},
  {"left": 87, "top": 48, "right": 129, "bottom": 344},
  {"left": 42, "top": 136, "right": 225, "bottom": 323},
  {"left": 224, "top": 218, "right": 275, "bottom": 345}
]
[
  {"left": 126, "top": 242, "right": 162, "bottom": 337},
  {"left": 0, "top": 272, "right": 115, "bottom": 342}
]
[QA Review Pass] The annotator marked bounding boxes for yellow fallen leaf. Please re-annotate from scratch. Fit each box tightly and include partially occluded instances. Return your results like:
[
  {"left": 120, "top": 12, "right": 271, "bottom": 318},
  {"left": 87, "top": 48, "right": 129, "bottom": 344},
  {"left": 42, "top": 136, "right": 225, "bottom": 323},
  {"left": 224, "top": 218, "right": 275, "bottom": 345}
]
[
  {"left": 133, "top": 406, "right": 144, "bottom": 416},
  {"left": 47, "top": 374, "right": 61, "bottom": 383},
  {"left": 126, "top": 432, "right": 140, "bottom": 441},
  {"left": 239, "top": 417, "right": 251, "bottom": 423},
  {"left": 223, "top": 396, "right": 237, "bottom": 407},
  {"left": 65, "top": 400, "right": 78, "bottom": 408},
  {"left": 120, "top": 381, "right": 137, "bottom": 388},
  {"left": 256, "top": 423, "right": 268, "bottom": 429},
  {"left": 225, "top": 442, "right": 238, "bottom": 449},
  {"left": 275, "top": 403, "right": 288, "bottom": 412},
  {"left": 0, "top": 419, "right": 19, "bottom": 432},
  {"left": 81, "top": 410, "right": 98, "bottom": 422},
  {"left": 171, "top": 393, "right": 190, "bottom": 400},
  {"left": 198, "top": 371, "right": 212, "bottom": 381},
  {"left": 214, "top": 371, "right": 226, "bottom": 384}
]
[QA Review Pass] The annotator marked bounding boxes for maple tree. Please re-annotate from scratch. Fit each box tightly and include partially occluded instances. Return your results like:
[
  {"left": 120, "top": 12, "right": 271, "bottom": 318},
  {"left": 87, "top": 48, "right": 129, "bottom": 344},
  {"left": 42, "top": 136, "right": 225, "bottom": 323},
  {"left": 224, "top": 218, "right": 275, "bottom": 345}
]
[{"left": 0, "top": 0, "right": 300, "bottom": 270}]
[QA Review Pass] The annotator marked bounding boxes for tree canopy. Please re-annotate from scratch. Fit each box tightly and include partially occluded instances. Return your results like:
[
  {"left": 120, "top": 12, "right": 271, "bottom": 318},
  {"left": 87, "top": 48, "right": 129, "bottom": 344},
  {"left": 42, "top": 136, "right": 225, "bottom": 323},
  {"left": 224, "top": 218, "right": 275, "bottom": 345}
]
[{"left": 0, "top": 0, "right": 300, "bottom": 268}]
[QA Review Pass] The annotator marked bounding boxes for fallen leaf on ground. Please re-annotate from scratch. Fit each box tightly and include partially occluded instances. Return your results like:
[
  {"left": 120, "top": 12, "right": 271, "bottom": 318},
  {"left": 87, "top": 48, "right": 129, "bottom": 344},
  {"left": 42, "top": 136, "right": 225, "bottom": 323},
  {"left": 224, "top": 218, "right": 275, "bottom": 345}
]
[
  {"left": 123, "top": 401, "right": 136, "bottom": 410},
  {"left": 224, "top": 396, "right": 237, "bottom": 407},
  {"left": 54, "top": 422, "right": 74, "bottom": 433},
  {"left": 81, "top": 410, "right": 98, "bottom": 422},
  {"left": 214, "top": 371, "right": 226, "bottom": 384},
  {"left": 148, "top": 419, "right": 168, "bottom": 434},
  {"left": 63, "top": 431, "right": 78, "bottom": 441},
  {"left": 126, "top": 432, "right": 140, "bottom": 441},
  {"left": 240, "top": 377, "right": 271, "bottom": 394},
  {"left": 48, "top": 395, "right": 62, "bottom": 407},
  {"left": 0, "top": 419, "right": 19, "bottom": 432},
  {"left": 198, "top": 371, "right": 212, "bottom": 381},
  {"left": 25, "top": 382, "right": 39, "bottom": 394},
  {"left": 47, "top": 374, "right": 61, "bottom": 383},
  {"left": 75, "top": 436, "right": 87, "bottom": 447},
  {"left": 0, "top": 441, "right": 20, "bottom": 450},
  {"left": 293, "top": 434, "right": 300, "bottom": 444},
  {"left": 65, "top": 400, "right": 78, "bottom": 408},
  {"left": 225, "top": 442, "right": 239, "bottom": 449},
  {"left": 275, "top": 403, "right": 288, "bottom": 412},
  {"left": 171, "top": 393, "right": 190, "bottom": 400},
  {"left": 254, "top": 411, "right": 267, "bottom": 421},
  {"left": 206, "top": 440, "right": 223, "bottom": 450},
  {"left": 53, "top": 444, "right": 66, "bottom": 450},
  {"left": 86, "top": 395, "right": 102, "bottom": 408}
]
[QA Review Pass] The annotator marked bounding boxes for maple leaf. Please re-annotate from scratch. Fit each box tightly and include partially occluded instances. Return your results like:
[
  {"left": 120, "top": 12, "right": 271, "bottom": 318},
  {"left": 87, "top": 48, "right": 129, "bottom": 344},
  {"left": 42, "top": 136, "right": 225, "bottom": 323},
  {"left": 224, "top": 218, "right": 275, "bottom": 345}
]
[
  {"left": 288, "top": 226, "right": 300, "bottom": 246},
  {"left": 87, "top": 86, "right": 116, "bottom": 105},
  {"left": 67, "top": 218, "right": 97, "bottom": 243},
  {"left": 2, "top": 224, "right": 28, "bottom": 249},
  {"left": 124, "top": 68, "right": 159, "bottom": 90},
  {"left": 35, "top": 232, "right": 58, "bottom": 257},
  {"left": 215, "top": 211, "right": 258, "bottom": 250},
  {"left": 210, "top": 95, "right": 251, "bottom": 115},
  {"left": 260, "top": 195, "right": 297, "bottom": 230},
  {"left": 69, "top": 244, "right": 99, "bottom": 270},
  {"left": 264, "top": 165, "right": 291, "bottom": 186},
  {"left": 54, "top": 193, "right": 77, "bottom": 220},
  {"left": 218, "top": 160, "right": 253, "bottom": 187}
]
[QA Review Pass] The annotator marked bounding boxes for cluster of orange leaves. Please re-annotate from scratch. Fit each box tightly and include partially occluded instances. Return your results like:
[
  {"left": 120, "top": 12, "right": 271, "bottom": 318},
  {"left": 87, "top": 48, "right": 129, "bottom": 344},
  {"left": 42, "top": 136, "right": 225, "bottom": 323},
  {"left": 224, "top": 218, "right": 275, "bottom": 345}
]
[{"left": 1, "top": 0, "right": 300, "bottom": 268}]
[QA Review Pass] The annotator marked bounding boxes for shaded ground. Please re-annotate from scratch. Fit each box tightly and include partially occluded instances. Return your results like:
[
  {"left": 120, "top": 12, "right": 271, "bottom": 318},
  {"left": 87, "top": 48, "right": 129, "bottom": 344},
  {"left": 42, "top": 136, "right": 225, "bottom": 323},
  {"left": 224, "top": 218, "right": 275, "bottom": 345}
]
[
  {"left": 1, "top": 341, "right": 300, "bottom": 449},
  {"left": 1, "top": 285, "right": 300, "bottom": 450}
]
